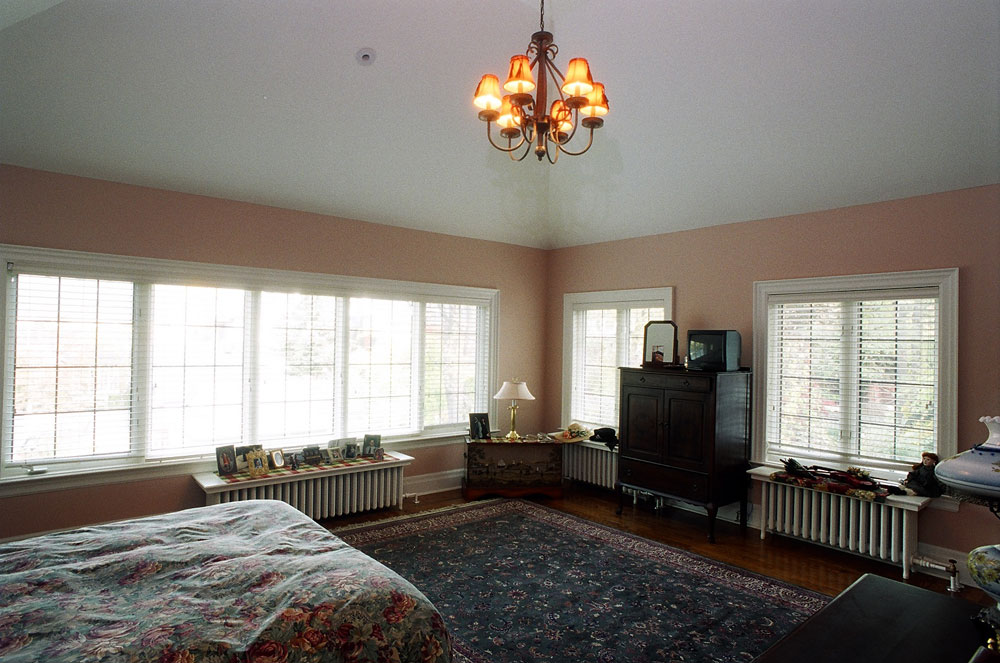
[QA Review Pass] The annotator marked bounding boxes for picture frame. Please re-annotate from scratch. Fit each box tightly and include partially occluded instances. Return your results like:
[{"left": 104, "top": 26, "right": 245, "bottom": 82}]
[
  {"left": 234, "top": 444, "right": 263, "bottom": 471},
  {"left": 330, "top": 437, "right": 355, "bottom": 449},
  {"left": 267, "top": 449, "right": 284, "bottom": 469},
  {"left": 374, "top": 447, "right": 385, "bottom": 461},
  {"left": 302, "top": 446, "right": 323, "bottom": 464},
  {"left": 344, "top": 443, "right": 359, "bottom": 459},
  {"left": 216, "top": 445, "right": 237, "bottom": 475},
  {"left": 328, "top": 446, "right": 344, "bottom": 460},
  {"left": 246, "top": 449, "right": 268, "bottom": 478},
  {"left": 362, "top": 434, "right": 381, "bottom": 457},
  {"left": 469, "top": 413, "right": 491, "bottom": 440}
]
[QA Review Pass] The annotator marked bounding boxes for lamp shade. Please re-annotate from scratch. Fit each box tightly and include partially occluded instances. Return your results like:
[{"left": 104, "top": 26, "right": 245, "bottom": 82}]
[
  {"left": 473, "top": 74, "right": 502, "bottom": 111},
  {"left": 496, "top": 95, "right": 521, "bottom": 130},
  {"left": 561, "top": 58, "right": 594, "bottom": 97},
  {"left": 503, "top": 55, "right": 535, "bottom": 94},
  {"left": 581, "top": 82, "right": 609, "bottom": 117},
  {"left": 550, "top": 99, "right": 573, "bottom": 134},
  {"left": 494, "top": 381, "right": 534, "bottom": 401}
]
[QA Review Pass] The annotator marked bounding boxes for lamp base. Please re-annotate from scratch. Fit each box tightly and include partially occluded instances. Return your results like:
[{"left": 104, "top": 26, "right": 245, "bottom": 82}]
[{"left": 504, "top": 430, "right": 521, "bottom": 442}]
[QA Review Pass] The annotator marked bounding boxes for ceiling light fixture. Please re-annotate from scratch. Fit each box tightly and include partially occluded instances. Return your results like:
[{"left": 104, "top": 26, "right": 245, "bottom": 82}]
[{"left": 472, "top": 0, "right": 609, "bottom": 163}]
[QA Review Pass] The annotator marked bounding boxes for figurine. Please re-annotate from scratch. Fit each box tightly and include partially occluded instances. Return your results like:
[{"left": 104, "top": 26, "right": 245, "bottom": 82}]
[{"left": 901, "top": 451, "right": 943, "bottom": 497}]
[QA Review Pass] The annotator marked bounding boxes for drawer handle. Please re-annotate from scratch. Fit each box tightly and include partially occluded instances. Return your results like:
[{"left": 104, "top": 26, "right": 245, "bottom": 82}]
[
  {"left": 639, "top": 376, "right": 646, "bottom": 383},
  {"left": 683, "top": 380, "right": 690, "bottom": 387}
]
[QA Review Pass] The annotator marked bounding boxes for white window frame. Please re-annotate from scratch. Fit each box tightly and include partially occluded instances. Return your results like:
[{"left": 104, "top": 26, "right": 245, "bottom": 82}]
[
  {"left": 0, "top": 244, "right": 499, "bottom": 490},
  {"left": 561, "top": 288, "right": 673, "bottom": 429},
  {"left": 751, "top": 268, "right": 958, "bottom": 475}
]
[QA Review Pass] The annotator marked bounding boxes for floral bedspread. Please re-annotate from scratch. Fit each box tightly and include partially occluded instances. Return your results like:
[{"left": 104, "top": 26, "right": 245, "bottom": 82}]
[{"left": 0, "top": 500, "right": 451, "bottom": 663}]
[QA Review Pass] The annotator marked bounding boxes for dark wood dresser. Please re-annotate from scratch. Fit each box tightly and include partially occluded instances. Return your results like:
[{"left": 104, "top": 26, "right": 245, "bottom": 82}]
[{"left": 616, "top": 366, "right": 751, "bottom": 542}]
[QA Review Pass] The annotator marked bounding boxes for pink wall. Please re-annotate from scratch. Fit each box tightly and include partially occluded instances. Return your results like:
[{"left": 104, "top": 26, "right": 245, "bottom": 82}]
[
  {"left": 0, "top": 165, "right": 548, "bottom": 538},
  {"left": 2, "top": 164, "right": 998, "bottom": 554},
  {"left": 545, "top": 184, "right": 1000, "bottom": 553}
]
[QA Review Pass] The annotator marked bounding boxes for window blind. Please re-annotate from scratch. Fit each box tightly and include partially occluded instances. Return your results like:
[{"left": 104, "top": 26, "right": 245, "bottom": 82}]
[
  {"left": 569, "top": 304, "right": 664, "bottom": 428},
  {"left": 5, "top": 274, "right": 136, "bottom": 466},
  {"left": 1, "top": 246, "right": 499, "bottom": 479},
  {"left": 764, "top": 289, "right": 940, "bottom": 468}
]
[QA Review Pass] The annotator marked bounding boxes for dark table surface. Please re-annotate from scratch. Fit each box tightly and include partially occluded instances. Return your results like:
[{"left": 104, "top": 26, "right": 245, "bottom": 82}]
[{"left": 754, "top": 573, "right": 991, "bottom": 663}]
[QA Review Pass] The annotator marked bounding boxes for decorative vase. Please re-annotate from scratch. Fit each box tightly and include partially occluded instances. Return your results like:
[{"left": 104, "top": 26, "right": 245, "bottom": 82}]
[
  {"left": 969, "top": 544, "right": 1000, "bottom": 610},
  {"left": 934, "top": 416, "right": 1000, "bottom": 499},
  {"left": 936, "top": 417, "right": 1000, "bottom": 612}
]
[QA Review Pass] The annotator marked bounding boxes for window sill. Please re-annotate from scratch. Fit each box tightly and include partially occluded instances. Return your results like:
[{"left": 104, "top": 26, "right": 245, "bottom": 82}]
[{"left": 0, "top": 433, "right": 466, "bottom": 498}]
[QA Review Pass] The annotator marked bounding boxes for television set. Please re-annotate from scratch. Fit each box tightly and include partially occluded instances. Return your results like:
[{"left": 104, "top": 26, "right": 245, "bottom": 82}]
[{"left": 687, "top": 330, "right": 741, "bottom": 372}]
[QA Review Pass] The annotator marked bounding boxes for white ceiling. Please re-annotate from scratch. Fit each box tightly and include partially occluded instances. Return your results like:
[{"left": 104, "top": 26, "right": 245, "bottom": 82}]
[{"left": 2, "top": 1, "right": 998, "bottom": 249}]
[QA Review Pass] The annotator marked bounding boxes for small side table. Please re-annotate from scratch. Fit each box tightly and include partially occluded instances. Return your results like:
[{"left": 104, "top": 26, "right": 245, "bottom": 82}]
[
  {"left": 463, "top": 437, "right": 565, "bottom": 499},
  {"left": 753, "top": 573, "right": 989, "bottom": 663}
]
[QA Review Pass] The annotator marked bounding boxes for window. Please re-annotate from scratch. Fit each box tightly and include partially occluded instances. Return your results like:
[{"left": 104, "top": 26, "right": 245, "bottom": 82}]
[
  {"left": 0, "top": 245, "right": 497, "bottom": 479},
  {"left": 562, "top": 288, "right": 672, "bottom": 429},
  {"left": 752, "top": 269, "right": 957, "bottom": 474}
]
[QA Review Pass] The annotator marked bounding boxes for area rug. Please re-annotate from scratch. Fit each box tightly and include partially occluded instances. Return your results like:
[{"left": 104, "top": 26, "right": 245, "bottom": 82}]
[{"left": 332, "top": 499, "right": 827, "bottom": 663}]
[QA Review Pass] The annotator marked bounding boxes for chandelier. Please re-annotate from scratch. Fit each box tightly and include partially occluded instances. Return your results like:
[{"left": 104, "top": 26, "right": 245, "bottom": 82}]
[{"left": 472, "top": 0, "right": 609, "bottom": 163}]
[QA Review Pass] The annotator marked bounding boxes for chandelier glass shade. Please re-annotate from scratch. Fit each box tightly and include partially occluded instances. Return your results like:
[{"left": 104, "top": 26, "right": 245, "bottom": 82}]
[{"left": 472, "top": 0, "right": 609, "bottom": 163}]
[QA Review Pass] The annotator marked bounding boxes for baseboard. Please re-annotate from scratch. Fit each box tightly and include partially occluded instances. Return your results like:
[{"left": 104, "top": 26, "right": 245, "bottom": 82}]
[{"left": 402, "top": 468, "right": 464, "bottom": 501}]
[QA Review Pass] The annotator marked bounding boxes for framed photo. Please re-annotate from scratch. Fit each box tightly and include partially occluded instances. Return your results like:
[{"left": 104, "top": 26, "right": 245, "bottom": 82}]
[
  {"left": 328, "top": 446, "right": 344, "bottom": 460},
  {"left": 469, "top": 413, "right": 490, "bottom": 440},
  {"left": 344, "top": 443, "right": 359, "bottom": 459},
  {"left": 234, "top": 444, "right": 262, "bottom": 471},
  {"left": 302, "top": 446, "right": 323, "bottom": 464},
  {"left": 246, "top": 449, "right": 268, "bottom": 478},
  {"left": 267, "top": 449, "right": 284, "bottom": 469},
  {"left": 216, "top": 445, "right": 237, "bottom": 475},
  {"left": 330, "top": 437, "right": 355, "bottom": 449},
  {"left": 362, "top": 434, "right": 381, "bottom": 457},
  {"left": 374, "top": 447, "right": 385, "bottom": 461}
]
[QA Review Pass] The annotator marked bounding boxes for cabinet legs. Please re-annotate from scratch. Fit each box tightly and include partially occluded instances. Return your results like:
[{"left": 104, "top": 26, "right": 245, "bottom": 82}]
[{"left": 706, "top": 503, "right": 717, "bottom": 543}]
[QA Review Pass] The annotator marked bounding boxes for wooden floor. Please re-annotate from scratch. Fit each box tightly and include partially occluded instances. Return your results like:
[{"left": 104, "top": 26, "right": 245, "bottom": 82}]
[{"left": 326, "top": 481, "right": 993, "bottom": 607}]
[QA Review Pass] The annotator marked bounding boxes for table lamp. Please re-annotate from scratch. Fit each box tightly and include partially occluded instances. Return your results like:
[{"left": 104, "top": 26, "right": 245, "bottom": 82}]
[{"left": 494, "top": 380, "right": 534, "bottom": 441}]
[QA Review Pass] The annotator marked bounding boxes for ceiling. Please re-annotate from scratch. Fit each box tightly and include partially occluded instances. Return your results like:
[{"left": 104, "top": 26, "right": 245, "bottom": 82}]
[{"left": 2, "top": 1, "right": 998, "bottom": 250}]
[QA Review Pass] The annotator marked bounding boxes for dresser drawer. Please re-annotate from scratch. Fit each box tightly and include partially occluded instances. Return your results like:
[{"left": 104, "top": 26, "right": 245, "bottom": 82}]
[
  {"left": 620, "top": 370, "right": 711, "bottom": 393},
  {"left": 619, "top": 458, "right": 708, "bottom": 502}
]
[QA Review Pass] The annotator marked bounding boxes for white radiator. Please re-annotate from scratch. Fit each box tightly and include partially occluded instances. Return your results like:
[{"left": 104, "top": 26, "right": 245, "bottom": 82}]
[
  {"left": 194, "top": 451, "right": 413, "bottom": 520},
  {"left": 563, "top": 440, "right": 618, "bottom": 490},
  {"left": 748, "top": 466, "right": 930, "bottom": 579}
]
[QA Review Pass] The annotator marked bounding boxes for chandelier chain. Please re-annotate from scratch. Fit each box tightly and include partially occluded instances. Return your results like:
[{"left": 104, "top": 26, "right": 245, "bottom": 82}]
[{"left": 540, "top": 0, "right": 545, "bottom": 32}]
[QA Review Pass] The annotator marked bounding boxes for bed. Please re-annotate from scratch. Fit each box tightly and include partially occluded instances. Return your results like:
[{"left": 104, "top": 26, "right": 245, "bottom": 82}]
[{"left": 0, "top": 500, "right": 452, "bottom": 663}]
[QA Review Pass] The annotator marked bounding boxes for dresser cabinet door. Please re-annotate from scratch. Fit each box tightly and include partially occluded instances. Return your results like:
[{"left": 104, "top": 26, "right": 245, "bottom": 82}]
[
  {"left": 619, "top": 385, "right": 664, "bottom": 464},
  {"left": 663, "top": 395, "right": 709, "bottom": 472}
]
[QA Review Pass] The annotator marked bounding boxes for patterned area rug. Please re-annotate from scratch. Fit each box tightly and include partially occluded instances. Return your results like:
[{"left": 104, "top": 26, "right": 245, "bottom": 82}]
[{"left": 332, "top": 500, "right": 827, "bottom": 663}]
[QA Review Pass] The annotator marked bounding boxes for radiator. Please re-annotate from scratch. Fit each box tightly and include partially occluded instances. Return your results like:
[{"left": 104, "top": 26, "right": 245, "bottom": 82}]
[
  {"left": 563, "top": 440, "right": 618, "bottom": 490},
  {"left": 748, "top": 466, "right": 930, "bottom": 579},
  {"left": 194, "top": 451, "right": 413, "bottom": 520}
]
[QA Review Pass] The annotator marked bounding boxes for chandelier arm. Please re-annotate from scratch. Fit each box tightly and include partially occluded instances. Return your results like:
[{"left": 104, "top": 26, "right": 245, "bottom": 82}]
[
  {"left": 544, "top": 59, "right": 566, "bottom": 87},
  {"left": 548, "top": 108, "right": 581, "bottom": 146},
  {"left": 485, "top": 123, "right": 528, "bottom": 153},
  {"left": 546, "top": 141, "right": 560, "bottom": 164},
  {"left": 510, "top": 139, "right": 534, "bottom": 162},
  {"left": 550, "top": 127, "right": 595, "bottom": 157}
]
